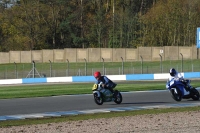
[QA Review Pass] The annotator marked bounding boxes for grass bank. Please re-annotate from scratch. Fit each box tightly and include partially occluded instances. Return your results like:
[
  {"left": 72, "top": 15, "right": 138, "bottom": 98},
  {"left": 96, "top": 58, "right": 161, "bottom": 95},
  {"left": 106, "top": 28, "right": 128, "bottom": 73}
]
[
  {"left": 0, "top": 59, "right": 200, "bottom": 79},
  {"left": 0, "top": 106, "right": 200, "bottom": 127},
  {"left": 0, "top": 80, "right": 200, "bottom": 99}
]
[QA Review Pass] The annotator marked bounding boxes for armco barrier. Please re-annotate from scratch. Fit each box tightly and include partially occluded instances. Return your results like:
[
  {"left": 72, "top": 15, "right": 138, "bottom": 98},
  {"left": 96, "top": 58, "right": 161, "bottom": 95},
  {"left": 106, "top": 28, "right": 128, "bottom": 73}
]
[{"left": 0, "top": 72, "right": 199, "bottom": 85}]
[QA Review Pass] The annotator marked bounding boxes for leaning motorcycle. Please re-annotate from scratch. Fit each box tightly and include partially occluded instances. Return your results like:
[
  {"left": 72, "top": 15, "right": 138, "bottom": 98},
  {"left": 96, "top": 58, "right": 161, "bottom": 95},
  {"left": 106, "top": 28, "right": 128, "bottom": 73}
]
[
  {"left": 166, "top": 78, "right": 199, "bottom": 101},
  {"left": 92, "top": 83, "right": 122, "bottom": 105}
]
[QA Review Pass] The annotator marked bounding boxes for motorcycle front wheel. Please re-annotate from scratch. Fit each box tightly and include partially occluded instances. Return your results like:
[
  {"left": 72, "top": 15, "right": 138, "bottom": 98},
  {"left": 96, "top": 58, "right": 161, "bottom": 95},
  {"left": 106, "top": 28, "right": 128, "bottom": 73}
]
[
  {"left": 93, "top": 93, "right": 103, "bottom": 105},
  {"left": 170, "top": 88, "right": 182, "bottom": 101}
]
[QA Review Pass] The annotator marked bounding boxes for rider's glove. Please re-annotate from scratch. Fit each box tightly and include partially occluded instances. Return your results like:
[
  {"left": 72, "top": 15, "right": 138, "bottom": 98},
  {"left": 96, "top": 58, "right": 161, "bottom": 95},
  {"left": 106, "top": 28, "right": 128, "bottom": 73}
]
[
  {"left": 181, "top": 79, "right": 186, "bottom": 83},
  {"left": 179, "top": 79, "right": 184, "bottom": 82},
  {"left": 101, "top": 84, "right": 106, "bottom": 88}
]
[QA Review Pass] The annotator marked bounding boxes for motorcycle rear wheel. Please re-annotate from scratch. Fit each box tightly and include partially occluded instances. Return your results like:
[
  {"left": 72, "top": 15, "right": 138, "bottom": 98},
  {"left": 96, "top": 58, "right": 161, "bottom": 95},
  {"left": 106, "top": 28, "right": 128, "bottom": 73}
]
[
  {"left": 114, "top": 90, "right": 122, "bottom": 104},
  {"left": 94, "top": 93, "right": 103, "bottom": 105},
  {"left": 190, "top": 88, "right": 200, "bottom": 100}
]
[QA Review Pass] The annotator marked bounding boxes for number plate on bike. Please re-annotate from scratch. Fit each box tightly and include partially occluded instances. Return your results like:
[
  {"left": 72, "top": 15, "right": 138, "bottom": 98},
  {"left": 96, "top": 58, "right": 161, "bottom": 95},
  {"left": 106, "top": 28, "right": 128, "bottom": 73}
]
[{"left": 92, "top": 84, "right": 98, "bottom": 91}]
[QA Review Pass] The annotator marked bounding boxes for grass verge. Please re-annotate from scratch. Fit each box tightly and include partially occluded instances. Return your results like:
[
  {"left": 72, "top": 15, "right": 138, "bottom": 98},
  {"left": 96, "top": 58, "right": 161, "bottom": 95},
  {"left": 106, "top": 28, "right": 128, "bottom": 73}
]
[
  {"left": 0, "top": 80, "right": 200, "bottom": 99},
  {"left": 0, "top": 106, "right": 200, "bottom": 127}
]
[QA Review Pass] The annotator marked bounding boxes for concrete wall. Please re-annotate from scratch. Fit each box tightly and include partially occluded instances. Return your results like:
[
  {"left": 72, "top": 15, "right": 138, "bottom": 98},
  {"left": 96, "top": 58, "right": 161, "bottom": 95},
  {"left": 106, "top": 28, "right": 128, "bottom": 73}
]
[
  {"left": 164, "top": 46, "right": 179, "bottom": 60},
  {"left": 101, "top": 48, "right": 113, "bottom": 62},
  {"left": 125, "top": 48, "right": 138, "bottom": 61},
  {"left": 0, "top": 46, "right": 199, "bottom": 64},
  {"left": 32, "top": 50, "right": 42, "bottom": 63},
  {"left": 152, "top": 47, "right": 164, "bottom": 61},
  {"left": 0, "top": 52, "right": 9, "bottom": 63},
  {"left": 77, "top": 48, "right": 87, "bottom": 62},
  {"left": 10, "top": 51, "right": 21, "bottom": 63},
  {"left": 53, "top": 49, "right": 64, "bottom": 62},
  {"left": 64, "top": 48, "right": 77, "bottom": 62},
  {"left": 21, "top": 51, "right": 31, "bottom": 63},
  {"left": 42, "top": 50, "right": 53, "bottom": 63},
  {"left": 138, "top": 47, "right": 152, "bottom": 61},
  {"left": 113, "top": 48, "right": 126, "bottom": 62},
  {"left": 88, "top": 48, "right": 101, "bottom": 62}
]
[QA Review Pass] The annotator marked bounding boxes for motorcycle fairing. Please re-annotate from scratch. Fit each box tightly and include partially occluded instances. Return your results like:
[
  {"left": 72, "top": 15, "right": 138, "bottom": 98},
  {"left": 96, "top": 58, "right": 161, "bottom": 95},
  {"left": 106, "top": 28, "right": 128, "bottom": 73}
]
[
  {"left": 175, "top": 84, "right": 185, "bottom": 96},
  {"left": 92, "top": 84, "right": 98, "bottom": 91},
  {"left": 167, "top": 79, "right": 188, "bottom": 96}
]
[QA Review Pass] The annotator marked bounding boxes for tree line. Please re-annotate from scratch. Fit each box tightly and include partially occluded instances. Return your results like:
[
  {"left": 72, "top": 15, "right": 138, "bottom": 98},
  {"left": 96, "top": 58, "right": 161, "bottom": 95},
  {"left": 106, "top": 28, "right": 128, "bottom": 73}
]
[{"left": 0, "top": 0, "right": 199, "bottom": 51}]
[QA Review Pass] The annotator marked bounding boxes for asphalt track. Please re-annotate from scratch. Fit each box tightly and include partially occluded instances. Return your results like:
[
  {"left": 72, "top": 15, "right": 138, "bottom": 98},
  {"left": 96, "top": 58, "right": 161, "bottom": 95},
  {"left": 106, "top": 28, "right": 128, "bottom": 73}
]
[{"left": 0, "top": 89, "right": 200, "bottom": 121}]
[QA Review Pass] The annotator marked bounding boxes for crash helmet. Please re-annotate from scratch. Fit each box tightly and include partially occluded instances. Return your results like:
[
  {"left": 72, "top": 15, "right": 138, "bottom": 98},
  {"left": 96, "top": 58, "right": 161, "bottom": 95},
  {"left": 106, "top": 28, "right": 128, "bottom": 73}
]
[
  {"left": 169, "top": 68, "right": 177, "bottom": 76},
  {"left": 94, "top": 71, "right": 101, "bottom": 78}
]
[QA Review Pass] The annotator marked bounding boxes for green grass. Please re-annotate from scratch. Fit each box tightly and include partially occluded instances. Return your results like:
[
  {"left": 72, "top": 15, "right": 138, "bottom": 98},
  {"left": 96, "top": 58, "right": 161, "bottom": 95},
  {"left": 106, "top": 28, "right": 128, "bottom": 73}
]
[
  {"left": 0, "top": 59, "right": 200, "bottom": 79},
  {"left": 0, "top": 80, "right": 200, "bottom": 99},
  {"left": 1, "top": 59, "right": 199, "bottom": 71},
  {"left": 0, "top": 106, "right": 200, "bottom": 127},
  {"left": 0, "top": 80, "right": 200, "bottom": 127}
]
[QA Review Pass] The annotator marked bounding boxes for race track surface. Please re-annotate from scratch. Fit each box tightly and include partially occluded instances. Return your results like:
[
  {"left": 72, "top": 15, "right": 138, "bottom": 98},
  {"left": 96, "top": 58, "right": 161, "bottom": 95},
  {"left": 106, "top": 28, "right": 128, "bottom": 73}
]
[{"left": 0, "top": 89, "right": 200, "bottom": 121}]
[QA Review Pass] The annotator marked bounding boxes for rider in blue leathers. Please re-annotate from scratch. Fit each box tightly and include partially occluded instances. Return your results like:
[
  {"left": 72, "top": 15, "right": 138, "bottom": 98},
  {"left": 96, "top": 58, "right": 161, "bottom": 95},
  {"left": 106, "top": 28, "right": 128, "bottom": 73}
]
[{"left": 93, "top": 71, "right": 117, "bottom": 93}]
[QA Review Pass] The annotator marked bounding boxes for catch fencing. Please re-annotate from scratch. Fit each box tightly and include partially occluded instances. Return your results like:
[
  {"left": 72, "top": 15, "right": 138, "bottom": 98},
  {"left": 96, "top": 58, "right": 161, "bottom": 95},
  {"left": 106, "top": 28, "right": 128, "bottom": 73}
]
[{"left": 0, "top": 59, "right": 200, "bottom": 79}]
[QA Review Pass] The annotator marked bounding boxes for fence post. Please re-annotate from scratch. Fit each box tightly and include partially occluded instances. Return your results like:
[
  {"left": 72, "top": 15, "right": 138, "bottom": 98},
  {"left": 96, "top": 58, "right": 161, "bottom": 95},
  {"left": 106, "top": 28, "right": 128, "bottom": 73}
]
[
  {"left": 49, "top": 60, "right": 52, "bottom": 77},
  {"left": 102, "top": 57, "right": 104, "bottom": 75},
  {"left": 32, "top": 61, "right": 35, "bottom": 78},
  {"left": 14, "top": 62, "right": 17, "bottom": 79},
  {"left": 121, "top": 57, "right": 124, "bottom": 75},
  {"left": 159, "top": 54, "right": 162, "bottom": 73},
  {"left": 84, "top": 58, "right": 87, "bottom": 76},
  {"left": 180, "top": 53, "right": 183, "bottom": 72},
  {"left": 140, "top": 56, "right": 143, "bottom": 74},
  {"left": 66, "top": 59, "right": 69, "bottom": 76}
]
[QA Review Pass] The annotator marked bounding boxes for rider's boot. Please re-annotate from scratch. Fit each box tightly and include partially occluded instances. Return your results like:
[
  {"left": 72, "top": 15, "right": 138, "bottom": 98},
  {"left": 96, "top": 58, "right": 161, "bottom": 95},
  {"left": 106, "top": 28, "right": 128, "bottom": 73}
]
[
  {"left": 109, "top": 88, "right": 116, "bottom": 97},
  {"left": 109, "top": 88, "right": 114, "bottom": 93}
]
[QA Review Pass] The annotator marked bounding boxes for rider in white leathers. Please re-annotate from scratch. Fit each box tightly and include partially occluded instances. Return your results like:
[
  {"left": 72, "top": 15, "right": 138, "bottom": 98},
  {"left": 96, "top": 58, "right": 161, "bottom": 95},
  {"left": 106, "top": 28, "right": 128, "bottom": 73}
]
[
  {"left": 168, "top": 68, "right": 184, "bottom": 80},
  {"left": 166, "top": 68, "right": 191, "bottom": 91}
]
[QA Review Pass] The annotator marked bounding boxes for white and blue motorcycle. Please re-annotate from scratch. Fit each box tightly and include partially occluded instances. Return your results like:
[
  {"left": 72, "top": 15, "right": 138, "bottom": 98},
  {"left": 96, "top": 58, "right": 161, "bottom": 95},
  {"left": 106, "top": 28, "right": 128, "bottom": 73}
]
[
  {"left": 92, "top": 82, "right": 122, "bottom": 105},
  {"left": 166, "top": 78, "right": 199, "bottom": 101}
]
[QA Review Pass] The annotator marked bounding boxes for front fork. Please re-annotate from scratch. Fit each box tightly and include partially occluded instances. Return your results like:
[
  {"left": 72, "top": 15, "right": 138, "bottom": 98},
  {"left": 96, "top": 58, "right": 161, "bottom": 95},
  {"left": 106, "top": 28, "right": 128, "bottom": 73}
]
[{"left": 93, "top": 90, "right": 101, "bottom": 97}]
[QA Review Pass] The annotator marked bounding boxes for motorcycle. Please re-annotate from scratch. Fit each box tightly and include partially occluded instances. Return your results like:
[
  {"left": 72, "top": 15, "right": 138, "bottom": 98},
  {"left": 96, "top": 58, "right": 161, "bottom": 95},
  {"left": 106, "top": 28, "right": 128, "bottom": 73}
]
[
  {"left": 166, "top": 78, "right": 200, "bottom": 101},
  {"left": 92, "top": 82, "right": 122, "bottom": 105}
]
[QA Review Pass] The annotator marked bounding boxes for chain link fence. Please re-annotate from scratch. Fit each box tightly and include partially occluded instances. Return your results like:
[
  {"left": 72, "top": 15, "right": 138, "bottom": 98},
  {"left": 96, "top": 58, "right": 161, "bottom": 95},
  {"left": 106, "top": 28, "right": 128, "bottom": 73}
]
[{"left": 0, "top": 60, "right": 200, "bottom": 79}]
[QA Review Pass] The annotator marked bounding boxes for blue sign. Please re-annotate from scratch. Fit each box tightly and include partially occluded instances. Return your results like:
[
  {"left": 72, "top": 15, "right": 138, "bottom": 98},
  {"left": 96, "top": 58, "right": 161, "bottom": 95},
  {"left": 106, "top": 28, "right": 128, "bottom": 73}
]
[{"left": 197, "top": 28, "right": 200, "bottom": 48}]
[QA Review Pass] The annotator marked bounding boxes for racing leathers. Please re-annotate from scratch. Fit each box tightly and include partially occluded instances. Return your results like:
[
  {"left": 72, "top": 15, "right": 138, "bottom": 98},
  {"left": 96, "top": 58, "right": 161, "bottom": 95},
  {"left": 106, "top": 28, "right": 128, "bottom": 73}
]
[
  {"left": 95, "top": 76, "right": 117, "bottom": 93},
  {"left": 166, "top": 72, "right": 191, "bottom": 91}
]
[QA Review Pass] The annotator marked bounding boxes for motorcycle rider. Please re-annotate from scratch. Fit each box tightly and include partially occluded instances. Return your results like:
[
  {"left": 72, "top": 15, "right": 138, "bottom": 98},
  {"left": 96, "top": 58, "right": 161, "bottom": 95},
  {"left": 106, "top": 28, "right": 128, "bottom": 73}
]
[
  {"left": 166, "top": 68, "right": 191, "bottom": 91},
  {"left": 93, "top": 71, "right": 117, "bottom": 93}
]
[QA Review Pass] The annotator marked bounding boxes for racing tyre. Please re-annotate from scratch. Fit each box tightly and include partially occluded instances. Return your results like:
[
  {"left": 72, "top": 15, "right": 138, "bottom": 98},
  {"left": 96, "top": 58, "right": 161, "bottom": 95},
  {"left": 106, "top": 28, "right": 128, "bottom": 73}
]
[
  {"left": 114, "top": 90, "right": 122, "bottom": 104},
  {"left": 170, "top": 88, "right": 182, "bottom": 102},
  {"left": 190, "top": 88, "right": 200, "bottom": 101},
  {"left": 93, "top": 93, "right": 103, "bottom": 105}
]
